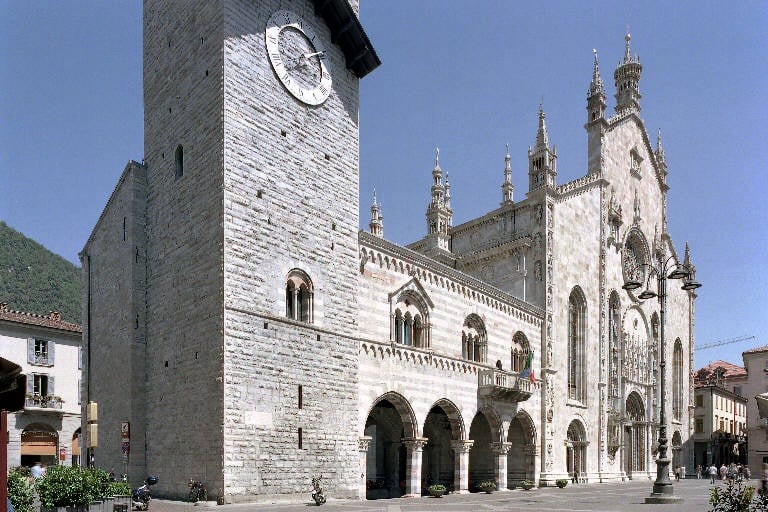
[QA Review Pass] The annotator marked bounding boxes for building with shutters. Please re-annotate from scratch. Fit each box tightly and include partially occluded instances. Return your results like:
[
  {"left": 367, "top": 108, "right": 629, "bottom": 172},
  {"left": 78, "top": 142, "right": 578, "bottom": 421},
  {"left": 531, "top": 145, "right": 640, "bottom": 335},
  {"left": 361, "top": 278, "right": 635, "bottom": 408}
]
[{"left": 0, "top": 303, "right": 82, "bottom": 468}]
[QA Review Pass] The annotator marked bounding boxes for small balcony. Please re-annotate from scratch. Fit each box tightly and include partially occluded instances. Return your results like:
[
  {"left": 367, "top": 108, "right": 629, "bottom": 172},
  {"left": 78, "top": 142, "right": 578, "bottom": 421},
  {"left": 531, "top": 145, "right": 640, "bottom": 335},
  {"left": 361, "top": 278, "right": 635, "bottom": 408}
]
[
  {"left": 24, "top": 395, "right": 63, "bottom": 412},
  {"left": 478, "top": 369, "right": 536, "bottom": 403}
]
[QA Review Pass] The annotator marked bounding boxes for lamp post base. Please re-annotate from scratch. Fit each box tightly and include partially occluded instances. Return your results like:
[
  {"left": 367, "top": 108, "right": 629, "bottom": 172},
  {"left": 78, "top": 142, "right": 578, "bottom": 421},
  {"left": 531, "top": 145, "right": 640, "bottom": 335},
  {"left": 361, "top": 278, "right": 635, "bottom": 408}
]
[{"left": 645, "top": 494, "right": 684, "bottom": 504}]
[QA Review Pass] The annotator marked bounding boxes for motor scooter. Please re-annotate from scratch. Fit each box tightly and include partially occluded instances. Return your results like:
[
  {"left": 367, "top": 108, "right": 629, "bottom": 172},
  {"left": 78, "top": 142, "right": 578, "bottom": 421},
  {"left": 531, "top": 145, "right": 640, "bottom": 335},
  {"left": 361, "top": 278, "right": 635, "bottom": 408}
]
[
  {"left": 132, "top": 476, "right": 158, "bottom": 510},
  {"left": 311, "top": 475, "right": 326, "bottom": 506}
]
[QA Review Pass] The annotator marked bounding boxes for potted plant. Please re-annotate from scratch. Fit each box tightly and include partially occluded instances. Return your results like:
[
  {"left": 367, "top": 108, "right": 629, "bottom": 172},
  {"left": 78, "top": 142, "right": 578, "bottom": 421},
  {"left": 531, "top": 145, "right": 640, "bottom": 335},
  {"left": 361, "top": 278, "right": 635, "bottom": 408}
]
[
  {"left": 479, "top": 480, "right": 496, "bottom": 494},
  {"left": 556, "top": 479, "right": 568, "bottom": 488},
  {"left": 519, "top": 479, "right": 535, "bottom": 490},
  {"left": 36, "top": 465, "right": 97, "bottom": 511},
  {"left": 427, "top": 484, "right": 446, "bottom": 498}
]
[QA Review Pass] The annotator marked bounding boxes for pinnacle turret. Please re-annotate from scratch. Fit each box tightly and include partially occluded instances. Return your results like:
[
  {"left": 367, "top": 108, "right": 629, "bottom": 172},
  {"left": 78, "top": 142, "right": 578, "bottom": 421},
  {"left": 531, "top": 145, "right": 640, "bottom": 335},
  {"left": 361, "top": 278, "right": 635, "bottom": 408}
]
[
  {"left": 613, "top": 32, "right": 643, "bottom": 114},
  {"left": 426, "top": 147, "right": 453, "bottom": 239},
  {"left": 587, "top": 49, "right": 607, "bottom": 123},
  {"left": 528, "top": 104, "right": 557, "bottom": 192},
  {"left": 369, "top": 188, "right": 383, "bottom": 237},
  {"left": 501, "top": 143, "right": 514, "bottom": 204},
  {"left": 534, "top": 102, "right": 550, "bottom": 152}
]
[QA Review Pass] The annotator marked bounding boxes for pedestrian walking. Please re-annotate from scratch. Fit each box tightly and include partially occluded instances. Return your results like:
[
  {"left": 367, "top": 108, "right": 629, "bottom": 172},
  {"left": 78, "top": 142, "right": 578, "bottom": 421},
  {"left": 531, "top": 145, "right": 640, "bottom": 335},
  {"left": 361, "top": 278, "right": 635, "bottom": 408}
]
[
  {"left": 30, "top": 462, "right": 43, "bottom": 479},
  {"left": 720, "top": 463, "right": 727, "bottom": 480},
  {"left": 709, "top": 463, "right": 718, "bottom": 484},
  {"left": 745, "top": 466, "right": 751, "bottom": 480},
  {"left": 696, "top": 464, "right": 702, "bottom": 479},
  {"left": 674, "top": 466, "right": 680, "bottom": 481}
]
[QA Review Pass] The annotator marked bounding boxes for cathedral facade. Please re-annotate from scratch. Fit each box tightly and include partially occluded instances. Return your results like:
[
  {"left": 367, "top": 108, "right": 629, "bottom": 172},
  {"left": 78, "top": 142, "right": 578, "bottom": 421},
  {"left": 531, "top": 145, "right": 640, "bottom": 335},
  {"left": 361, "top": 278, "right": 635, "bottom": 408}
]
[{"left": 81, "top": 0, "right": 698, "bottom": 504}]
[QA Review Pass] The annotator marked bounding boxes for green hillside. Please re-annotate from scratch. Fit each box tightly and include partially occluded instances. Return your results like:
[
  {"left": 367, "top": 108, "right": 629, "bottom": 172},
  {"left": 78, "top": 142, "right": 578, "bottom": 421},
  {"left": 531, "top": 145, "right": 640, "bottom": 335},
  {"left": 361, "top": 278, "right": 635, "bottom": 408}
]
[{"left": 0, "top": 221, "right": 81, "bottom": 324}]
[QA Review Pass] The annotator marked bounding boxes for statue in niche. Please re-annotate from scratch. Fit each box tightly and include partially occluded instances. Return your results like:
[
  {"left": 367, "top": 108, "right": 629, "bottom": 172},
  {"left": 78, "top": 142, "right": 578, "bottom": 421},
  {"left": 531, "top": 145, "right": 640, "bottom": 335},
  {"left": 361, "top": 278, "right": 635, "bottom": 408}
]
[{"left": 534, "top": 260, "right": 542, "bottom": 281}]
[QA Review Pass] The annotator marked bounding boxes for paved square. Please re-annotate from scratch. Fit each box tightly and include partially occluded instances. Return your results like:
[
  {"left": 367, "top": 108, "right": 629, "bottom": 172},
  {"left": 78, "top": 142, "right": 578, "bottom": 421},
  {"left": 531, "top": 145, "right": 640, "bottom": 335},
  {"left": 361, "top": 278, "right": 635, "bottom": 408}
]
[{"left": 149, "top": 479, "right": 746, "bottom": 512}]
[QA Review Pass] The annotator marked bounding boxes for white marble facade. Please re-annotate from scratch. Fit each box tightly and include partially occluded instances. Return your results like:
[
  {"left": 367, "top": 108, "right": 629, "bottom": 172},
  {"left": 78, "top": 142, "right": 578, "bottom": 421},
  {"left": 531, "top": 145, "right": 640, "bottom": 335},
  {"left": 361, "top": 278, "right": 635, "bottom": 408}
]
[{"left": 82, "top": 1, "right": 697, "bottom": 503}]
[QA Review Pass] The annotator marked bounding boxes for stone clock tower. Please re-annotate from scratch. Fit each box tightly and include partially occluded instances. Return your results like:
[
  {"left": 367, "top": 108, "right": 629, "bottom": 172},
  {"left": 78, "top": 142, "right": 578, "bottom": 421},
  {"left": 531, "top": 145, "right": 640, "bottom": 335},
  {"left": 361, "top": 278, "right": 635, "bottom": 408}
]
[{"left": 83, "top": 0, "right": 378, "bottom": 504}]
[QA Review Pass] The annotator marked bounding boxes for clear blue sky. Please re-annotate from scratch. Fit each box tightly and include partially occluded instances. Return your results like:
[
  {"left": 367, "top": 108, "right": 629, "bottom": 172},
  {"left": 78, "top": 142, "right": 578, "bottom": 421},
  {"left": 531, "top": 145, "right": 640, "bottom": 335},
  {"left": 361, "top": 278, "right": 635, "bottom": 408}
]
[{"left": 1, "top": 1, "right": 766, "bottom": 368}]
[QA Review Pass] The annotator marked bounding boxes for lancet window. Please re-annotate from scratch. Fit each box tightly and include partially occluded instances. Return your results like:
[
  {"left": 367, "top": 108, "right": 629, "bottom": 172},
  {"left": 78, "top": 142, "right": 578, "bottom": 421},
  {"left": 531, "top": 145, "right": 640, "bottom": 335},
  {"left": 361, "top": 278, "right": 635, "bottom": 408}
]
[
  {"left": 672, "top": 339, "right": 683, "bottom": 421},
  {"left": 568, "top": 287, "right": 587, "bottom": 402},
  {"left": 608, "top": 292, "right": 621, "bottom": 408}
]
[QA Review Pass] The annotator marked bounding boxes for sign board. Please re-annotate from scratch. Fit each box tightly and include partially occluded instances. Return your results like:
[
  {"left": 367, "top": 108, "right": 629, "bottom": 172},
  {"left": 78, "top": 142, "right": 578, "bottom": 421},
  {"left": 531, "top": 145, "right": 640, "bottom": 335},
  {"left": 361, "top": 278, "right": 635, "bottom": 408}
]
[
  {"left": 120, "top": 421, "right": 130, "bottom": 441},
  {"left": 121, "top": 441, "right": 130, "bottom": 455}
]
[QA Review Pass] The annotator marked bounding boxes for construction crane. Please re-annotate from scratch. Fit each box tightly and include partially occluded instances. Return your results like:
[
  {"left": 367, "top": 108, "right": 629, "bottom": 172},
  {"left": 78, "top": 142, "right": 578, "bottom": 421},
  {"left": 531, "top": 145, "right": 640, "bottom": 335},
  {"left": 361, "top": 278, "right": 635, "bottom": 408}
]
[{"left": 695, "top": 335, "right": 756, "bottom": 350}]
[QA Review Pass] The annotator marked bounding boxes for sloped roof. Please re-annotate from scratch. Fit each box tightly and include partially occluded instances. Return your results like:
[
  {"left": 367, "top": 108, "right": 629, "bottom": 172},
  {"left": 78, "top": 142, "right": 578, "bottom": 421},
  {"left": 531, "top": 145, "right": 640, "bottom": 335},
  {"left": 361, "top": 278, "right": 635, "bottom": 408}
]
[
  {"left": 743, "top": 344, "right": 768, "bottom": 355},
  {"left": 696, "top": 360, "right": 746, "bottom": 379},
  {"left": 0, "top": 303, "right": 81, "bottom": 333}
]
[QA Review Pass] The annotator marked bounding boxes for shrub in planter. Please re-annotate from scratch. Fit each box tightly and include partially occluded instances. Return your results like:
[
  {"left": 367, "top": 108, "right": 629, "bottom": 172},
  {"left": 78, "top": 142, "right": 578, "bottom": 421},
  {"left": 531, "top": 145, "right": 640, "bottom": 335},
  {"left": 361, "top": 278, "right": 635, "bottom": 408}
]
[
  {"left": 36, "top": 465, "right": 97, "bottom": 509},
  {"left": 479, "top": 480, "right": 496, "bottom": 493},
  {"left": 8, "top": 468, "right": 36, "bottom": 512},
  {"left": 519, "top": 479, "right": 535, "bottom": 490},
  {"left": 556, "top": 479, "right": 568, "bottom": 488},
  {"left": 107, "top": 481, "right": 132, "bottom": 496},
  {"left": 427, "top": 484, "right": 446, "bottom": 497}
]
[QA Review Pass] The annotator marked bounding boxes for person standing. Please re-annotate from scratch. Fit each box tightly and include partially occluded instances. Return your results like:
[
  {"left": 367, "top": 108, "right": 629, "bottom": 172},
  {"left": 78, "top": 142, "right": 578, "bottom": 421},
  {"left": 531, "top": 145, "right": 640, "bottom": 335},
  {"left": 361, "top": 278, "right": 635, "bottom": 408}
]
[
  {"left": 745, "top": 466, "right": 751, "bottom": 480},
  {"left": 696, "top": 464, "right": 702, "bottom": 479},
  {"left": 709, "top": 463, "right": 718, "bottom": 484},
  {"left": 720, "top": 463, "right": 727, "bottom": 480},
  {"left": 30, "top": 462, "right": 43, "bottom": 479}
]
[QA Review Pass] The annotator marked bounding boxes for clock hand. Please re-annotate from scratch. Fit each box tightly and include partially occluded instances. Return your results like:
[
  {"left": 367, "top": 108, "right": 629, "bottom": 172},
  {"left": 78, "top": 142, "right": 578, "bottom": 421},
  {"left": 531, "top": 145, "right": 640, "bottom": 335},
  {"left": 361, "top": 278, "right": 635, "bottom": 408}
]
[{"left": 304, "top": 50, "right": 325, "bottom": 59}]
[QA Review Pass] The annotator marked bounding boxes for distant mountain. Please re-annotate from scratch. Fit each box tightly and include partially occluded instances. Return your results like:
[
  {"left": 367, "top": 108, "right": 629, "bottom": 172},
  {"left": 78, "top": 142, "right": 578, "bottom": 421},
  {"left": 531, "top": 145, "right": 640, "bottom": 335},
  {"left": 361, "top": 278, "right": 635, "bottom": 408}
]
[{"left": 0, "top": 221, "right": 81, "bottom": 324}]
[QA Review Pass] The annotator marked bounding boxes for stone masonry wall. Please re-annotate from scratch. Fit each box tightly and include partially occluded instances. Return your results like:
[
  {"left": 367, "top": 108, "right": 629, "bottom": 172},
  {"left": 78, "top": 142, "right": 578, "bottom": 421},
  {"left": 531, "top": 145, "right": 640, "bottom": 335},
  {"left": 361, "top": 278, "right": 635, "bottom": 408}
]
[
  {"left": 220, "top": 0, "right": 361, "bottom": 502},
  {"left": 81, "top": 161, "right": 147, "bottom": 482},
  {"left": 142, "top": 0, "right": 225, "bottom": 500}
]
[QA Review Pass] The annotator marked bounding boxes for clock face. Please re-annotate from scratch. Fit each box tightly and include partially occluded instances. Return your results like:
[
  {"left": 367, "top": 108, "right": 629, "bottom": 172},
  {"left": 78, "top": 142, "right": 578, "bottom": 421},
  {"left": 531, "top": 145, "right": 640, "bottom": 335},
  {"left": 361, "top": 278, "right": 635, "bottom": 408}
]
[{"left": 265, "top": 10, "right": 332, "bottom": 105}]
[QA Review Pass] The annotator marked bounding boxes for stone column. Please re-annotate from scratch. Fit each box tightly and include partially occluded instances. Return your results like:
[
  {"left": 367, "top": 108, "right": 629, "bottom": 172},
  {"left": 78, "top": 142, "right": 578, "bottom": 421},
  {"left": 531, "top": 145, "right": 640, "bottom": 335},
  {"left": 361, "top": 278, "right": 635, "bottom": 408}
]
[
  {"left": 401, "top": 437, "right": 428, "bottom": 497},
  {"left": 358, "top": 436, "right": 372, "bottom": 500},
  {"left": 451, "top": 439, "right": 474, "bottom": 493},
  {"left": 492, "top": 442, "right": 512, "bottom": 490}
]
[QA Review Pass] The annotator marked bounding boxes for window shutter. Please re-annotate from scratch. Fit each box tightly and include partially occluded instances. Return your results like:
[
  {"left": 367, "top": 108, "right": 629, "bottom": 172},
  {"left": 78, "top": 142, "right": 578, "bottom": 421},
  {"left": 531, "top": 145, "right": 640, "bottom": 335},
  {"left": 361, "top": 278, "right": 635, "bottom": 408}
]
[
  {"left": 27, "top": 338, "right": 35, "bottom": 364},
  {"left": 48, "top": 376, "right": 55, "bottom": 396},
  {"left": 26, "top": 374, "right": 34, "bottom": 394},
  {"left": 78, "top": 347, "right": 82, "bottom": 369},
  {"left": 78, "top": 379, "right": 81, "bottom": 404},
  {"left": 48, "top": 341, "right": 55, "bottom": 366}
]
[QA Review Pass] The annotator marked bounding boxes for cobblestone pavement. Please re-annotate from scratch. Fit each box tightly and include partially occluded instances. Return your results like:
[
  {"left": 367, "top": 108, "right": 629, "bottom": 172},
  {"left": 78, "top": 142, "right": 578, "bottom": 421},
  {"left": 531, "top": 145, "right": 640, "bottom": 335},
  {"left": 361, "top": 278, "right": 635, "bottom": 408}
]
[{"left": 147, "top": 478, "right": 747, "bottom": 512}]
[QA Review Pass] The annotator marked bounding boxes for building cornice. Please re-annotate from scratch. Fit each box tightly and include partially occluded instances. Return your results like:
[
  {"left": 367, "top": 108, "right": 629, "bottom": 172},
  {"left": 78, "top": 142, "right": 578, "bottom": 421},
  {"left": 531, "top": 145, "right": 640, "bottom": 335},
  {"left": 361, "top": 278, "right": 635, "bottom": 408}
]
[{"left": 359, "top": 231, "right": 544, "bottom": 321}]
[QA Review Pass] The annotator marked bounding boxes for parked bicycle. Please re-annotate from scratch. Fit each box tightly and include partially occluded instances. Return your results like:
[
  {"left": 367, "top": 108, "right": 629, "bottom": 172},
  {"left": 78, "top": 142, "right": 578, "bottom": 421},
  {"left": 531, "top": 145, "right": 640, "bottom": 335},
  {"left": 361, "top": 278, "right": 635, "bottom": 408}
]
[{"left": 187, "top": 479, "right": 208, "bottom": 503}]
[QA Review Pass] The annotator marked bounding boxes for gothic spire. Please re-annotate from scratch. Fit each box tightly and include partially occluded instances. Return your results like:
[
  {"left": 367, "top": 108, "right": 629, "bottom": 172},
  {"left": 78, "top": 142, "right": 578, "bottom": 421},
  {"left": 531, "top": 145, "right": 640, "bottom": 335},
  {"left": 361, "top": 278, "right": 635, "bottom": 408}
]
[
  {"left": 369, "top": 188, "right": 383, "bottom": 237},
  {"left": 501, "top": 143, "right": 514, "bottom": 204},
  {"left": 534, "top": 102, "right": 550, "bottom": 151},
  {"left": 588, "top": 49, "right": 605, "bottom": 97},
  {"left": 431, "top": 146, "right": 444, "bottom": 207}
]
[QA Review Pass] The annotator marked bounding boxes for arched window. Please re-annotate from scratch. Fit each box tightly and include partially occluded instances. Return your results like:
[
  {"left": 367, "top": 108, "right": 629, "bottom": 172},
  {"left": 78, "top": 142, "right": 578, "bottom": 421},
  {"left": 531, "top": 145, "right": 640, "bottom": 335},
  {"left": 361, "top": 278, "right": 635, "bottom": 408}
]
[
  {"left": 390, "top": 286, "right": 430, "bottom": 348},
  {"left": 673, "top": 338, "right": 683, "bottom": 421},
  {"left": 511, "top": 331, "right": 530, "bottom": 373},
  {"left": 285, "top": 269, "right": 313, "bottom": 323},
  {"left": 174, "top": 144, "right": 184, "bottom": 178},
  {"left": 462, "top": 314, "right": 486, "bottom": 363},
  {"left": 568, "top": 287, "right": 587, "bottom": 402},
  {"left": 608, "top": 292, "right": 621, "bottom": 407},
  {"left": 403, "top": 312, "right": 413, "bottom": 346}
]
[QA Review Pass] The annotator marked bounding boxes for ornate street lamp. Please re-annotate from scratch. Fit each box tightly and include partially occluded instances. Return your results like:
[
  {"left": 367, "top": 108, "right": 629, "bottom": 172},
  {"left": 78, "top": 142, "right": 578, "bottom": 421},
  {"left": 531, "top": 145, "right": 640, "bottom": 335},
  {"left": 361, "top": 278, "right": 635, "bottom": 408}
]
[{"left": 622, "top": 255, "right": 701, "bottom": 504}]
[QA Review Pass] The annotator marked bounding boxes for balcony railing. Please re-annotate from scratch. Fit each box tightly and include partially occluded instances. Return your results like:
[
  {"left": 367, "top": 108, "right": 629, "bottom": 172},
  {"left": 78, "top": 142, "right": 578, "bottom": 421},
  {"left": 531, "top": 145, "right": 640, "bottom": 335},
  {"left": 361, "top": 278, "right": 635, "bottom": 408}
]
[
  {"left": 24, "top": 395, "right": 63, "bottom": 410},
  {"left": 33, "top": 353, "right": 50, "bottom": 366},
  {"left": 478, "top": 368, "right": 536, "bottom": 402}
]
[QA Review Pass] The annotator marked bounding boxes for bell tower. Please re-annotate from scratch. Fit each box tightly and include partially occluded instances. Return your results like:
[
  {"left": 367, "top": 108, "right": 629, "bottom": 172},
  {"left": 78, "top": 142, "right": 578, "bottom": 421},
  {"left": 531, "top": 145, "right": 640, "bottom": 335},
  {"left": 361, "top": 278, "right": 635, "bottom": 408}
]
[{"left": 138, "top": 0, "right": 380, "bottom": 502}]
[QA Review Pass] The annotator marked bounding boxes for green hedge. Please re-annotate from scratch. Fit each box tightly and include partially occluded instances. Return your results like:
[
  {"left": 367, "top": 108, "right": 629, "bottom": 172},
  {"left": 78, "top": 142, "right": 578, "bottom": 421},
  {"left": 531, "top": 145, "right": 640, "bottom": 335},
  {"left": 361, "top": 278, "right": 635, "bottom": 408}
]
[{"left": 7, "top": 468, "right": 35, "bottom": 512}]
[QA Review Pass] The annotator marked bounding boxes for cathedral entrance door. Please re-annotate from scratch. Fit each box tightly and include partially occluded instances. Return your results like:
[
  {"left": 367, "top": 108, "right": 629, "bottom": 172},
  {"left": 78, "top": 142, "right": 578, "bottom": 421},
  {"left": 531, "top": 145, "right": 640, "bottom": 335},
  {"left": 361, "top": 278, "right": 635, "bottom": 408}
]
[{"left": 624, "top": 426, "right": 633, "bottom": 479}]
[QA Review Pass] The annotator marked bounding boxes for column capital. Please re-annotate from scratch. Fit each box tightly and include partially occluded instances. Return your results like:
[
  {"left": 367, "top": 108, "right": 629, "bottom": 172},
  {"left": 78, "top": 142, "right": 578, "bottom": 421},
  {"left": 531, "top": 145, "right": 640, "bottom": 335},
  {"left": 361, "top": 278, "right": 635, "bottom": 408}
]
[
  {"left": 359, "top": 435, "right": 372, "bottom": 452},
  {"left": 401, "top": 437, "right": 428, "bottom": 452},
  {"left": 450, "top": 439, "right": 474, "bottom": 453},
  {"left": 491, "top": 442, "right": 513, "bottom": 455}
]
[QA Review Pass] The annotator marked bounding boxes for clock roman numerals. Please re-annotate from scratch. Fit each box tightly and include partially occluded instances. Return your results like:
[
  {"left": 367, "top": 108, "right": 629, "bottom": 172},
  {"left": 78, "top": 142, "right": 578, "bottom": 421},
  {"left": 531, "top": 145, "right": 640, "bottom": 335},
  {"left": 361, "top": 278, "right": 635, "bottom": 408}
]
[{"left": 265, "top": 10, "right": 332, "bottom": 106}]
